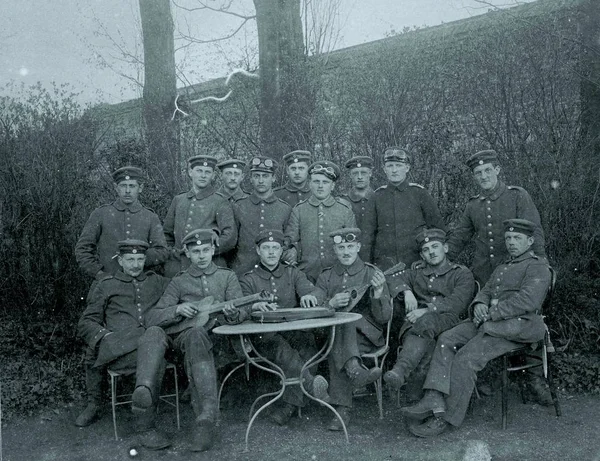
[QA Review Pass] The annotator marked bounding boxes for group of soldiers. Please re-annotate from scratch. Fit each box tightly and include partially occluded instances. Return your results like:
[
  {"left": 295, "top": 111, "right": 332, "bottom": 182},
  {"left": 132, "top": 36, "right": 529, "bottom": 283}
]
[{"left": 73, "top": 146, "right": 552, "bottom": 451}]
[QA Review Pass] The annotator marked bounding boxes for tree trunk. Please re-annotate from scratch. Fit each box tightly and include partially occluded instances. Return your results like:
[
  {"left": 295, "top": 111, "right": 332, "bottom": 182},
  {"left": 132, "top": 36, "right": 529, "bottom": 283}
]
[
  {"left": 579, "top": 0, "right": 600, "bottom": 152},
  {"left": 254, "top": 0, "right": 310, "bottom": 161},
  {"left": 139, "top": 0, "right": 179, "bottom": 195}
]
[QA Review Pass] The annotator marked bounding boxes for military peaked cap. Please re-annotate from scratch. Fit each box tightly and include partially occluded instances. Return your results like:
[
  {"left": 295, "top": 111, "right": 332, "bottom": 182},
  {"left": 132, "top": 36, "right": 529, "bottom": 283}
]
[
  {"left": 255, "top": 229, "right": 285, "bottom": 246},
  {"left": 345, "top": 156, "right": 373, "bottom": 170},
  {"left": 383, "top": 147, "right": 411, "bottom": 164},
  {"left": 309, "top": 160, "right": 341, "bottom": 181},
  {"left": 503, "top": 219, "right": 535, "bottom": 236},
  {"left": 466, "top": 150, "right": 499, "bottom": 170},
  {"left": 182, "top": 228, "right": 218, "bottom": 247},
  {"left": 329, "top": 227, "right": 361, "bottom": 244},
  {"left": 216, "top": 158, "right": 246, "bottom": 171},
  {"left": 250, "top": 156, "right": 278, "bottom": 173},
  {"left": 188, "top": 155, "right": 218, "bottom": 169},
  {"left": 283, "top": 150, "right": 312, "bottom": 166},
  {"left": 112, "top": 166, "right": 144, "bottom": 184},
  {"left": 117, "top": 239, "right": 149, "bottom": 255},
  {"left": 416, "top": 228, "right": 447, "bottom": 247}
]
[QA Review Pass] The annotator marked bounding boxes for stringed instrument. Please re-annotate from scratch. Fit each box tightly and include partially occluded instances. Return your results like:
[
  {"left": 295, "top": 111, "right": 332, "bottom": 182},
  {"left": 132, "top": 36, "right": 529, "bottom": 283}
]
[
  {"left": 164, "top": 290, "right": 276, "bottom": 335},
  {"left": 340, "top": 260, "right": 407, "bottom": 312}
]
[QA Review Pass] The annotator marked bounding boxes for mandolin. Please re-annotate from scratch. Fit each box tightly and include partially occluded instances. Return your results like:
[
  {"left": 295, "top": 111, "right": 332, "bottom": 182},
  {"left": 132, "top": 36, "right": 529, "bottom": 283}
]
[{"left": 164, "top": 290, "right": 276, "bottom": 335}]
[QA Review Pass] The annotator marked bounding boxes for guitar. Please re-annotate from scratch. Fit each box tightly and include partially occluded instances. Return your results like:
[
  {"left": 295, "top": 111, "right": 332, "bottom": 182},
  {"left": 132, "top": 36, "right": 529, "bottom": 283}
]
[
  {"left": 340, "top": 261, "right": 407, "bottom": 312},
  {"left": 164, "top": 290, "right": 276, "bottom": 335}
]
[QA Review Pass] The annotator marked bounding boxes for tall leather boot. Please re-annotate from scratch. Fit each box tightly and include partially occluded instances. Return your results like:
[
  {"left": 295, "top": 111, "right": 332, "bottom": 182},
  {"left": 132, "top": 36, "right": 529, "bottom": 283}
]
[
  {"left": 190, "top": 361, "right": 219, "bottom": 452},
  {"left": 384, "top": 334, "right": 433, "bottom": 390},
  {"left": 75, "top": 365, "right": 103, "bottom": 427},
  {"left": 132, "top": 327, "right": 170, "bottom": 451}
]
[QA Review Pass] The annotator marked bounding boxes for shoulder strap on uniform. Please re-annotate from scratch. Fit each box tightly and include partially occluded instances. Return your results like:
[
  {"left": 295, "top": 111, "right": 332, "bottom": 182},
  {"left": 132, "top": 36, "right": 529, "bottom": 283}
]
[{"left": 408, "top": 183, "right": 425, "bottom": 189}]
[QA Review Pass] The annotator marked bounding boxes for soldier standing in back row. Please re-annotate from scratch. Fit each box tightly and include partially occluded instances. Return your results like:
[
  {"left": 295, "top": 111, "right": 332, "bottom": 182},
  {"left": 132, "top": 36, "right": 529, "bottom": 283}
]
[
  {"left": 446, "top": 149, "right": 546, "bottom": 285},
  {"left": 339, "top": 156, "right": 375, "bottom": 246},
  {"left": 216, "top": 158, "right": 247, "bottom": 202},
  {"left": 75, "top": 166, "right": 168, "bottom": 283},
  {"left": 362, "top": 147, "right": 446, "bottom": 270},
  {"left": 231, "top": 157, "right": 292, "bottom": 276},
  {"left": 274, "top": 150, "right": 312, "bottom": 207},
  {"left": 163, "top": 155, "right": 237, "bottom": 276},
  {"left": 285, "top": 160, "right": 356, "bottom": 282}
]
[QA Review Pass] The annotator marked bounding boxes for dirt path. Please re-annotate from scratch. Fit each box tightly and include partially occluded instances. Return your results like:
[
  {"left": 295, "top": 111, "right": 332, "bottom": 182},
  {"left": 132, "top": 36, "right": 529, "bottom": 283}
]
[{"left": 3, "top": 390, "right": 600, "bottom": 461}]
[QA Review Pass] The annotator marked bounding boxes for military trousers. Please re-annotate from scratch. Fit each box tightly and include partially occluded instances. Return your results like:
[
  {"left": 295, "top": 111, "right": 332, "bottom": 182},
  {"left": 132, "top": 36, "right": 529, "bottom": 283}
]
[{"left": 423, "top": 321, "right": 522, "bottom": 427}]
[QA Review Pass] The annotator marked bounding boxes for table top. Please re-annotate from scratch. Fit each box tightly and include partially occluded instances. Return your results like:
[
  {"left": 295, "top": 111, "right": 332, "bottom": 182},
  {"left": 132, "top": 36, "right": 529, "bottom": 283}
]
[{"left": 213, "top": 312, "right": 362, "bottom": 335}]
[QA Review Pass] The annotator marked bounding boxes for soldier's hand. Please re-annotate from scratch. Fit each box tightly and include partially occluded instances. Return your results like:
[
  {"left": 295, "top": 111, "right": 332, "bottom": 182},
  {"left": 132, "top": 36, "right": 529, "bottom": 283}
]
[
  {"left": 222, "top": 304, "right": 239, "bottom": 318},
  {"left": 176, "top": 302, "right": 199, "bottom": 318},
  {"left": 406, "top": 307, "right": 428, "bottom": 324},
  {"left": 329, "top": 292, "right": 351, "bottom": 309},
  {"left": 251, "top": 302, "right": 278, "bottom": 312},
  {"left": 404, "top": 291, "right": 418, "bottom": 313},
  {"left": 282, "top": 247, "right": 297, "bottom": 265},
  {"left": 370, "top": 270, "right": 386, "bottom": 299},
  {"left": 300, "top": 295, "right": 318, "bottom": 308},
  {"left": 473, "top": 303, "right": 489, "bottom": 325}
]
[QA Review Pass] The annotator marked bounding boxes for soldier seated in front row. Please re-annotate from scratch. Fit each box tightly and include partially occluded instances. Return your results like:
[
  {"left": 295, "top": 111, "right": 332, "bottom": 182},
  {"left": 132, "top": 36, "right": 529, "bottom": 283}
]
[
  {"left": 77, "top": 240, "right": 171, "bottom": 450},
  {"left": 145, "top": 229, "right": 243, "bottom": 452},
  {"left": 224, "top": 229, "right": 330, "bottom": 426},
  {"left": 384, "top": 229, "right": 475, "bottom": 399},
  {"left": 401, "top": 219, "right": 551, "bottom": 437},
  {"left": 315, "top": 228, "right": 391, "bottom": 431}
]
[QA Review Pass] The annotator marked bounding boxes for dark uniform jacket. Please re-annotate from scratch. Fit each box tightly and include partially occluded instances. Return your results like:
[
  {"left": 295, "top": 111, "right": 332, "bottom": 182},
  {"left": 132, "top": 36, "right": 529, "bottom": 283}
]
[
  {"left": 241, "top": 262, "right": 324, "bottom": 308},
  {"left": 274, "top": 182, "right": 311, "bottom": 207},
  {"left": 163, "top": 185, "right": 237, "bottom": 276},
  {"left": 146, "top": 262, "right": 243, "bottom": 330},
  {"left": 472, "top": 250, "right": 550, "bottom": 343},
  {"left": 75, "top": 200, "right": 169, "bottom": 278},
  {"left": 388, "top": 259, "right": 475, "bottom": 317},
  {"left": 77, "top": 271, "right": 170, "bottom": 367},
  {"left": 362, "top": 181, "right": 446, "bottom": 270},
  {"left": 231, "top": 193, "right": 292, "bottom": 275},
  {"left": 447, "top": 181, "right": 546, "bottom": 284},
  {"left": 316, "top": 258, "right": 392, "bottom": 347},
  {"left": 285, "top": 195, "right": 356, "bottom": 281}
]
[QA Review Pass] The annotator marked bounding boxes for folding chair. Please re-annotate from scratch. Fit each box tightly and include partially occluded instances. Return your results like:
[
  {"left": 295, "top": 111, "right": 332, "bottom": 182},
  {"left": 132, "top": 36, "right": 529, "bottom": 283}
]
[
  {"left": 499, "top": 267, "right": 561, "bottom": 429},
  {"left": 108, "top": 362, "right": 180, "bottom": 440},
  {"left": 357, "top": 299, "right": 394, "bottom": 419}
]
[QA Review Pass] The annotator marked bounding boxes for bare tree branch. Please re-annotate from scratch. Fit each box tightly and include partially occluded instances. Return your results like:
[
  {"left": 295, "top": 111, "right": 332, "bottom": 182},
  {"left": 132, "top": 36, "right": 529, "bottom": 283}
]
[{"left": 172, "top": 0, "right": 255, "bottom": 20}]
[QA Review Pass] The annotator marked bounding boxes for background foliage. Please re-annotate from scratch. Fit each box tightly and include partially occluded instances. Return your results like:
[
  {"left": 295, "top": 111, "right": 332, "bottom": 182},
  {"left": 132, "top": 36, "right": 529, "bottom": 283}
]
[{"left": 1, "top": 0, "right": 599, "bottom": 418}]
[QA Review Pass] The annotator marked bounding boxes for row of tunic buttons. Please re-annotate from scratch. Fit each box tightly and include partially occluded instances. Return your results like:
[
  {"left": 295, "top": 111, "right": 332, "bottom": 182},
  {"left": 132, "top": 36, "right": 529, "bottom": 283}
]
[
  {"left": 318, "top": 205, "right": 325, "bottom": 258},
  {"left": 486, "top": 201, "right": 495, "bottom": 259},
  {"left": 133, "top": 280, "right": 143, "bottom": 323},
  {"left": 428, "top": 275, "right": 437, "bottom": 309},
  {"left": 269, "top": 276, "right": 278, "bottom": 294},
  {"left": 186, "top": 198, "right": 198, "bottom": 232},
  {"left": 259, "top": 202, "right": 266, "bottom": 228},
  {"left": 125, "top": 210, "right": 131, "bottom": 236}
]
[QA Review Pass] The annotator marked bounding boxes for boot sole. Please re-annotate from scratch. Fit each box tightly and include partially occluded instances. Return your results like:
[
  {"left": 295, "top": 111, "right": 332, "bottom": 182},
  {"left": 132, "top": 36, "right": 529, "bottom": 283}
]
[
  {"left": 401, "top": 406, "right": 433, "bottom": 421},
  {"left": 310, "top": 375, "right": 330, "bottom": 401}
]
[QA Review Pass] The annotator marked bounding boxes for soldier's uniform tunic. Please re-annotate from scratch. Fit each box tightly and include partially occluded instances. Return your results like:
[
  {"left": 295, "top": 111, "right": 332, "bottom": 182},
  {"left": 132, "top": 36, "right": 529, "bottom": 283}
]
[
  {"left": 362, "top": 182, "right": 446, "bottom": 270},
  {"left": 146, "top": 262, "right": 243, "bottom": 420},
  {"left": 238, "top": 263, "right": 325, "bottom": 407},
  {"left": 78, "top": 270, "right": 170, "bottom": 413},
  {"left": 274, "top": 182, "right": 311, "bottom": 207},
  {"left": 217, "top": 185, "right": 247, "bottom": 203},
  {"left": 315, "top": 258, "right": 392, "bottom": 408},
  {"left": 388, "top": 259, "right": 475, "bottom": 341},
  {"left": 75, "top": 200, "right": 168, "bottom": 278},
  {"left": 285, "top": 195, "right": 356, "bottom": 282},
  {"left": 163, "top": 186, "right": 237, "bottom": 276},
  {"left": 231, "top": 193, "right": 292, "bottom": 275},
  {"left": 446, "top": 181, "right": 546, "bottom": 284},
  {"left": 422, "top": 251, "right": 550, "bottom": 427}
]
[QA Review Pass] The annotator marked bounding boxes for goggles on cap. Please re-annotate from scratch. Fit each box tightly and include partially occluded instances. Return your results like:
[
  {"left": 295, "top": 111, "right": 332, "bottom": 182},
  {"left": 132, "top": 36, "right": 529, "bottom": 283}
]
[
  {"left": 252, "top": 158, "right": 274, "bottom": 168},
  {"left": 333, "top": 233, "right": 358, "bottom": 244},
  {"left": 311, "top": 164, "right": 335, "bottom": 175}
]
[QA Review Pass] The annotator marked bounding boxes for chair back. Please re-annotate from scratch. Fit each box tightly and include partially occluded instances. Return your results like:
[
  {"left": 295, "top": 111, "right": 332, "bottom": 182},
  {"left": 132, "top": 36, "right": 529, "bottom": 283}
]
[{"left": 540, "top": 266, "right": 557, "bottom": 315}]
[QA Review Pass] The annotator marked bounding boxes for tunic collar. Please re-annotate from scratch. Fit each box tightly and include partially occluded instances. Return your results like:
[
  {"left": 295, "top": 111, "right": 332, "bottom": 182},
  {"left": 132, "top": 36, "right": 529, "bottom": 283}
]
[
  {"left": 308, "top": 195, "right": 336, "bottom": 207},
  {"left": 218, "top": 186, "right": 246, "bottom": 201},
  {"left": 250, "top": 192, "right": 277, "bottom": 205},
  {"left": 114, "top": 270, "right": 147, "bottom": 282},
  {"left": 479, "top": 181, "right": 507, "bottom": 201},
  {"left": 283, "top": 182, "right": 310, "bottom": 193},
  {"left": 505, "top": 250, "right": 536, "bottom": 265},
  {"left": 422, "top": 258, "right": 455, "bottom": 277},
  {"left": 344, "top": 188, "right": 374, "bottom": 202},
  {"left": 187, "top": 262, "right": 218, "bottom": 277},
  {"left": 389, "top": 180, "right": 409, "bottom": 192},
  {"left": 112, "top": 199, "right": 142, "bottom": 213},
  {"left": 255, "top": 262, "right": 285, "bottom": 279},
  {"left": 333, "top": 257, "right": 365, "bottom": 276},
  {"left": 186, "top": 184, "right": 216, "bottom": 200}
]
